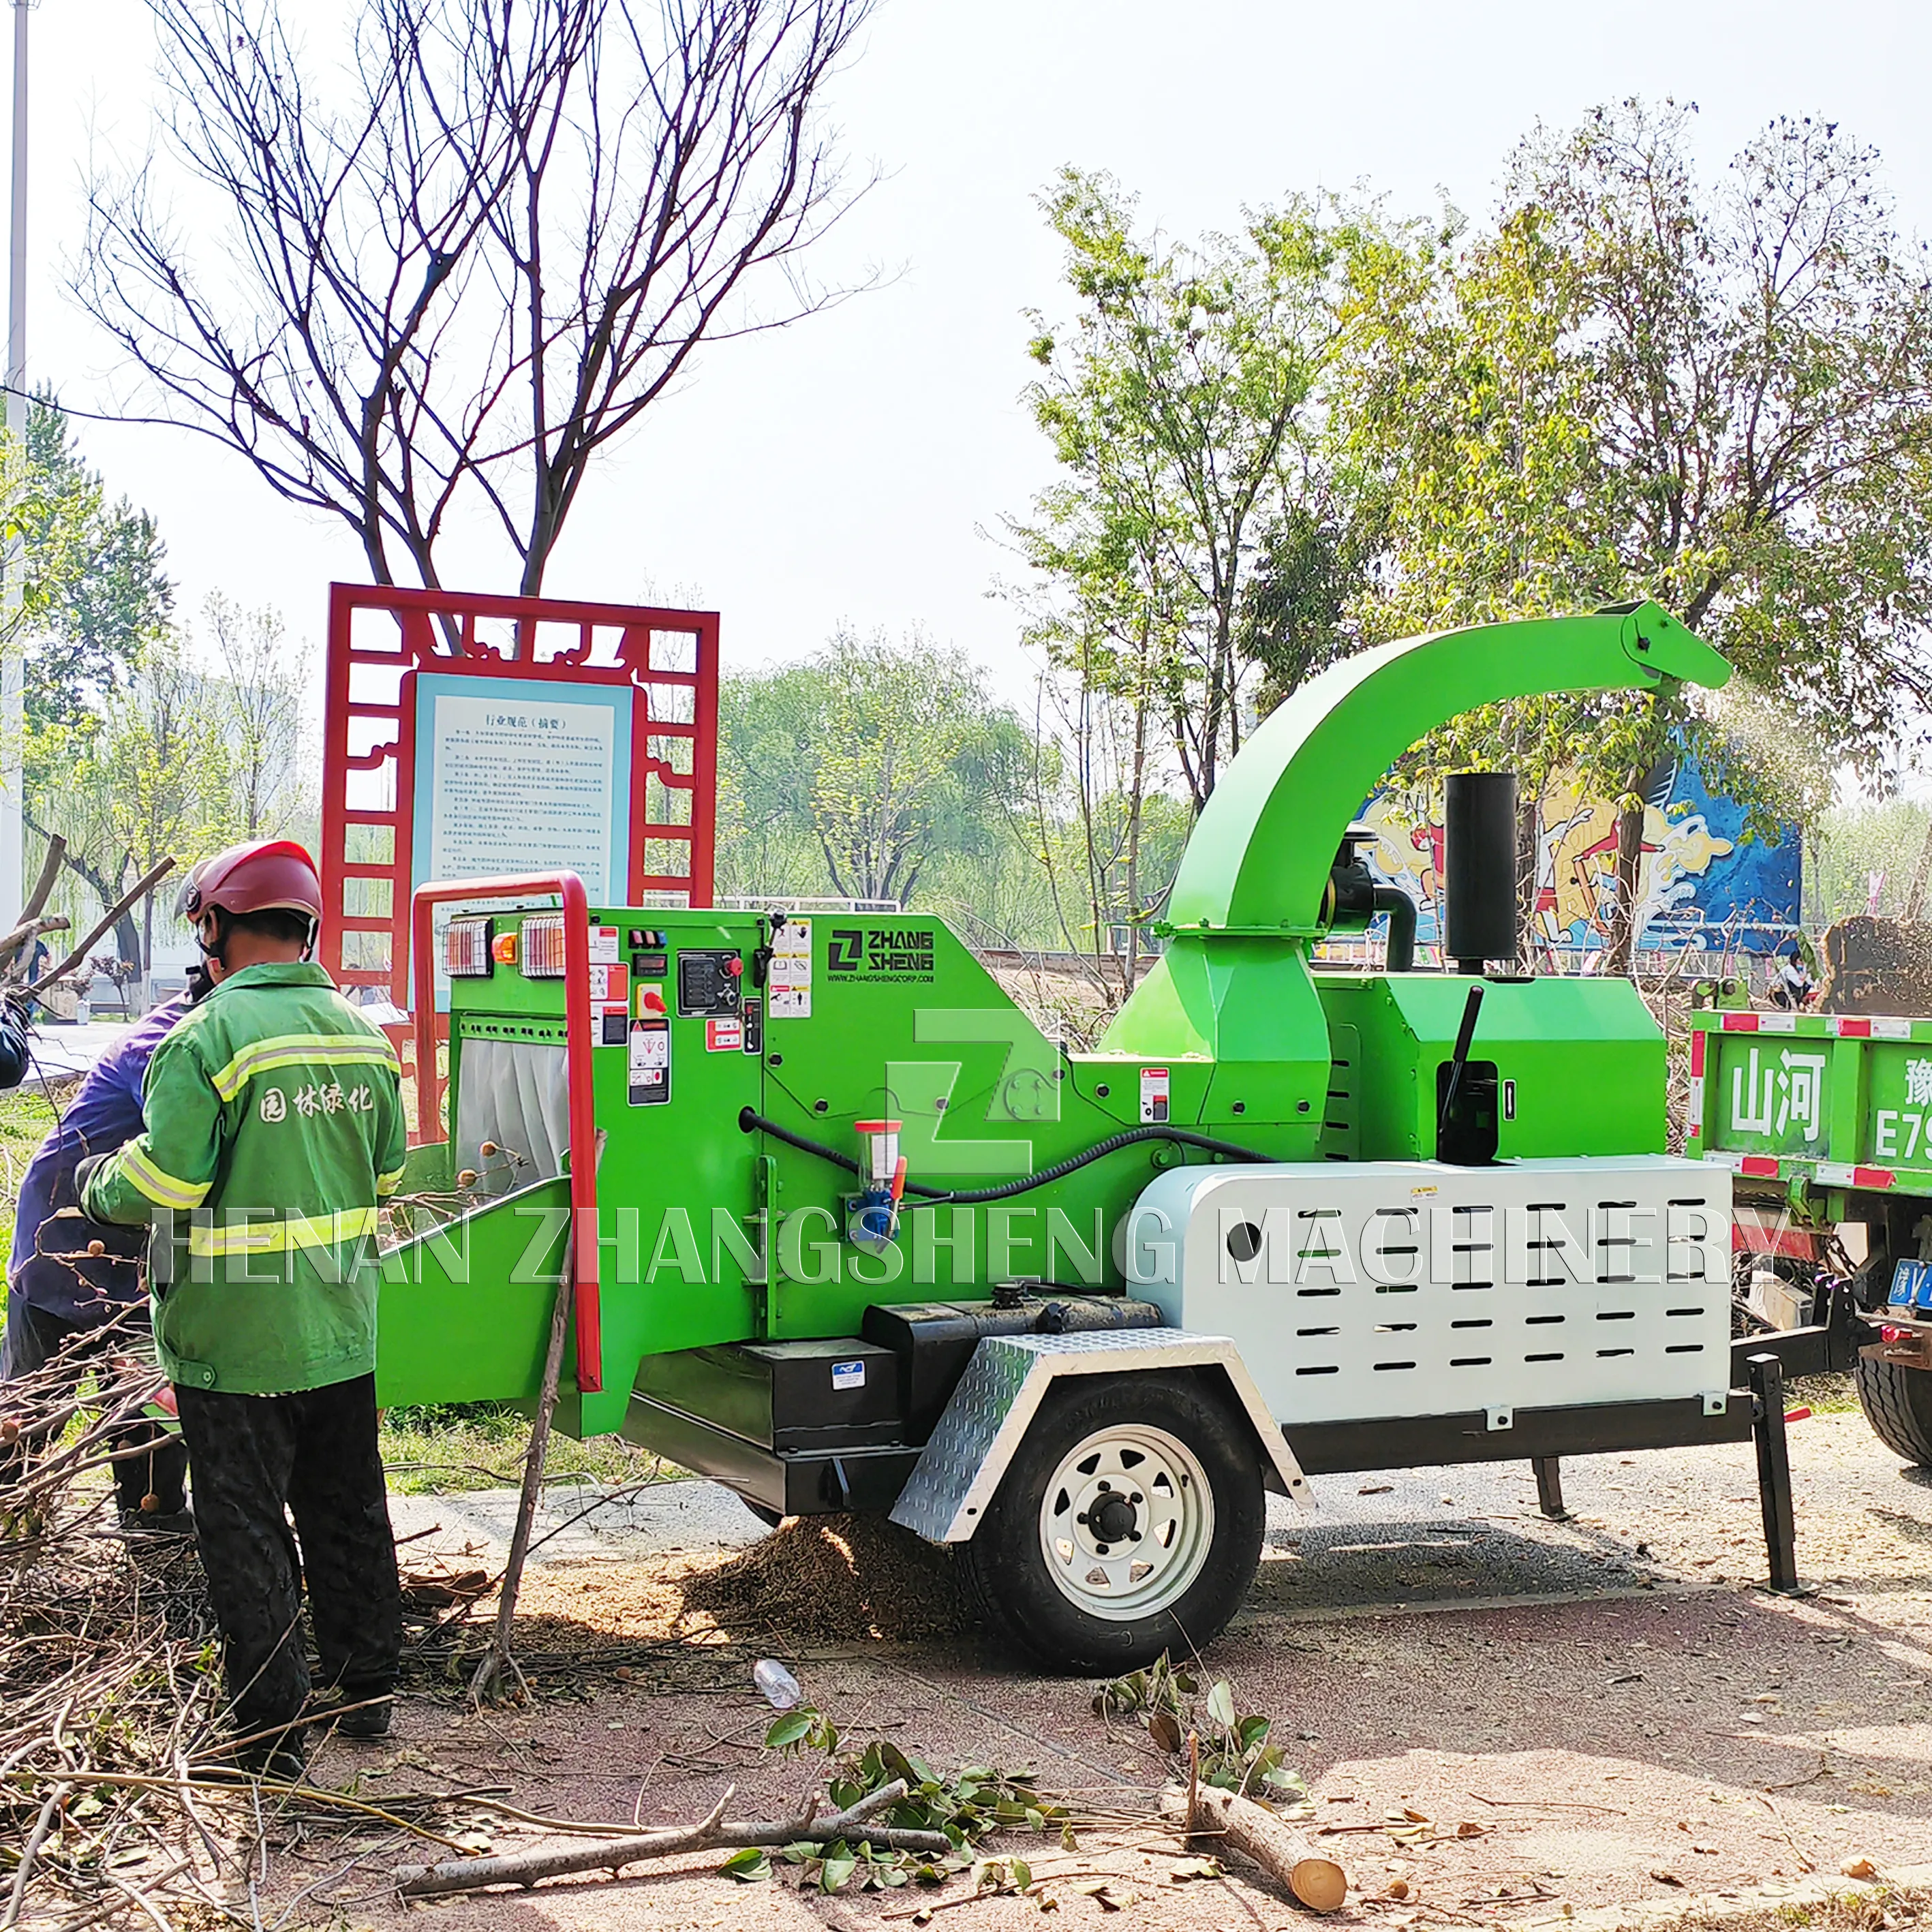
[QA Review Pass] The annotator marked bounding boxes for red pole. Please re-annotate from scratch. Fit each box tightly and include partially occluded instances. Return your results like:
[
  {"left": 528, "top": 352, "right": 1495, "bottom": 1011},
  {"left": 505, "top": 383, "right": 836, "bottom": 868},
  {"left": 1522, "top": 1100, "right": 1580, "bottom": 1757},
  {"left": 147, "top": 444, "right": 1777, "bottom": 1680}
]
[
  {"left": 410, "top": 872, "right": 602, "bottom": 1394},
  {"left": 688, "top": 612, "right": 720, "bottom": 907}
]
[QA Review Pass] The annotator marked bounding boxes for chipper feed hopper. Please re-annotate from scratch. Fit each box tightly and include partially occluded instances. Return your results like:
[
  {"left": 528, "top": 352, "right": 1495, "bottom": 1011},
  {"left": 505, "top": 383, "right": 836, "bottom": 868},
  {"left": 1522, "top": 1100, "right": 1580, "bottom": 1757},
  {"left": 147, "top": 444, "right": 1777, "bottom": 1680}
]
[{"left": 379, "top": 600, "right": 1800, "bottom": 1671}]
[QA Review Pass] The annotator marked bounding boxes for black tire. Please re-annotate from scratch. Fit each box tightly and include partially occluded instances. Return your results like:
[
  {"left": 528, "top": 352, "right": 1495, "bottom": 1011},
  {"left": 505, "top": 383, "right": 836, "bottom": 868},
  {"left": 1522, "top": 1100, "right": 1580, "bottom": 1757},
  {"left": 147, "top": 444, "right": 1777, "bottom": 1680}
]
[
  {"left": 1854, "top": 1355, "right": 1932, "bottom": 1466},
  {"left": 955, "top": 1375, "right": 1265, "bottom": 1674}
]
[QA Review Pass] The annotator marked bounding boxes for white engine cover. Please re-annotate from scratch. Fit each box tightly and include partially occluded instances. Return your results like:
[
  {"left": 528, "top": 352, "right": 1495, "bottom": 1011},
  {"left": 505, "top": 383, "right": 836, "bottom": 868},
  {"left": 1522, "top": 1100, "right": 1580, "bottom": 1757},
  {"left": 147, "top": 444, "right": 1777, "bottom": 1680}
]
[{"left": 1126, "top": 1156, "right": 1732, "bottom": 1426}]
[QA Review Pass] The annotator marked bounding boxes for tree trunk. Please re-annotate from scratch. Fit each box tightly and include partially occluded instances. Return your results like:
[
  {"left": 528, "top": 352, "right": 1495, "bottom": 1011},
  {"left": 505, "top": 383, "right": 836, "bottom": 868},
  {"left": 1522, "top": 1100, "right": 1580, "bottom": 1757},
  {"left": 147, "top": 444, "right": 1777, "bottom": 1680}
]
[
  {"left": 30, "top": 827, "right": 140, "bottom": 971},
  {"left": 1606, "top": 798, "right": 1646, "bottom": 975},
  {"left": 1122, "top": 689, "right": 1150, "bottom": 1000}
]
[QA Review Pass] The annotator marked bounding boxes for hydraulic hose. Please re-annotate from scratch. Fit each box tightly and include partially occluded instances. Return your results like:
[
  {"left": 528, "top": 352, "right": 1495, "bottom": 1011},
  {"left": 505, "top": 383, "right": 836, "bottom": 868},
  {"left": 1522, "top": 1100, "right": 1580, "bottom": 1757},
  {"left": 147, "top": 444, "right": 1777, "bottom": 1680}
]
[{"left": 736, "top": 1106, "right": 1273, "bottom": 1206}]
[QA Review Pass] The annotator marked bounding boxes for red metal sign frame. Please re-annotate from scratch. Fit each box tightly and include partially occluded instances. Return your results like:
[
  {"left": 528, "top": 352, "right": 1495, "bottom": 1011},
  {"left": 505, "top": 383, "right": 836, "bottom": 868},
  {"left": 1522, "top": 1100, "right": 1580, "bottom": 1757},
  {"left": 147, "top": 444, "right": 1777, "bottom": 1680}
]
[{"left": 319, "top": 581, "right": 720, "bottom": 1017}]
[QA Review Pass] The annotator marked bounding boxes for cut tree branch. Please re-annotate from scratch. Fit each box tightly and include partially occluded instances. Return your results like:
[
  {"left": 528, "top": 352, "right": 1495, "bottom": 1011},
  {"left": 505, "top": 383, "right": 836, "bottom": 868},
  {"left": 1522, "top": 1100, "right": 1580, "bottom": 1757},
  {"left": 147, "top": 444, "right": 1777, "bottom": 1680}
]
[
  {"left": 27, "top": 860, "right": 177, "bottom": 994},
  {"left": 392, "top": 1778, "right": 945, "bottom": 1896}
]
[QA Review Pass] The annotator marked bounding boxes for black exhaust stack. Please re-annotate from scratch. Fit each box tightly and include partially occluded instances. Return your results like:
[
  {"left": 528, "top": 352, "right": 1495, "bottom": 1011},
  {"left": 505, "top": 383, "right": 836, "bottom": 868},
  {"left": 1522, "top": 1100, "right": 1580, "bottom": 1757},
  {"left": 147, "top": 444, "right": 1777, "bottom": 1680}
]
[{"left": 1443, "top": 771, "right": 1519, "bottom": 975}]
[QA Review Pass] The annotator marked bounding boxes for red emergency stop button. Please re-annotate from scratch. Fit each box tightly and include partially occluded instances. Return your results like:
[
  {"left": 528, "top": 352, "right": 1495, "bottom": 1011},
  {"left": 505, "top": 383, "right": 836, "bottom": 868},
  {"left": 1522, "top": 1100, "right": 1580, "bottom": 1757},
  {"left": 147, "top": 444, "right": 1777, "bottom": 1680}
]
[{"left": 727, "top": 956, "right": 743, "bottom": 976}]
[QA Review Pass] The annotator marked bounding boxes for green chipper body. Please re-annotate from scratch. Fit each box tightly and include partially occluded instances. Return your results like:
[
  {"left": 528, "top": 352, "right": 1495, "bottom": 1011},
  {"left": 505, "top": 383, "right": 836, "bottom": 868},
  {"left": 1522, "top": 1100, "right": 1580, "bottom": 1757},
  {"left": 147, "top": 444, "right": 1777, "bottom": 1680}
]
[{"left": 375, "top": 601, "right": 1730, "bottom": 1481}]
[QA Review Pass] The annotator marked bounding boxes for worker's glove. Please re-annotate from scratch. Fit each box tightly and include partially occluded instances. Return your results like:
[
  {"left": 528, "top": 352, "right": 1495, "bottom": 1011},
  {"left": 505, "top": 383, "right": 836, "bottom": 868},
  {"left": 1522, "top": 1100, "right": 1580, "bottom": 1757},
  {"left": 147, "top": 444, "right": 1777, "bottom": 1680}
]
[{"left": 72, "top": 1152, "right": 110, "bottom": 1210}]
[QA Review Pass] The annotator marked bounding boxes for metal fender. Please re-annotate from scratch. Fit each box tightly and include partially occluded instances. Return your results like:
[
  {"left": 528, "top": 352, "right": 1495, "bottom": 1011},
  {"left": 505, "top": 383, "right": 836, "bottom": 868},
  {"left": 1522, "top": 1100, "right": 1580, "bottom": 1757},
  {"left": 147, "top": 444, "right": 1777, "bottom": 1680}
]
[{"left": 887, "top": 1328, "right": 1311, "bottom": 1545}]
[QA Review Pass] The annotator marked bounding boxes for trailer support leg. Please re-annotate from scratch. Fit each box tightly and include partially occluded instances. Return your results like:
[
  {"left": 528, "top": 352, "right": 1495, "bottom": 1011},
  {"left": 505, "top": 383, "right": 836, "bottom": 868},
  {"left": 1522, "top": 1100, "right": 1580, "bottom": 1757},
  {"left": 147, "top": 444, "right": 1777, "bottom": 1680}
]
[
  {"left": 1532, "top": 1456, "right": 1568, "bottom": 1521},
  {"left": 1747, "top": 1353, "right": 1803, "bottom": 1595}
]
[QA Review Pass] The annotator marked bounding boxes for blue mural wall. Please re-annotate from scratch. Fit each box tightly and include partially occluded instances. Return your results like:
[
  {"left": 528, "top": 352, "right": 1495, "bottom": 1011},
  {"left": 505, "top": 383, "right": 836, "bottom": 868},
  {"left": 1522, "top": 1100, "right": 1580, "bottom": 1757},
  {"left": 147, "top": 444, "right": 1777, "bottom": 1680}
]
[{"left": 1355, "top": 750, "right": 1800, "bottom": 957}]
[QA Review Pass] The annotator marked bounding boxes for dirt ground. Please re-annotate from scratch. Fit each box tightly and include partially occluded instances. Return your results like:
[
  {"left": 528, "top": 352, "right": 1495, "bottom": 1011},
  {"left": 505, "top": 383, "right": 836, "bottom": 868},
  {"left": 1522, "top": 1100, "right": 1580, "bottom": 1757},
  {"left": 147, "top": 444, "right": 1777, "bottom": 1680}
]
[{"left": 261, "top": 1407, "right": 1932, "bottom": 1931}]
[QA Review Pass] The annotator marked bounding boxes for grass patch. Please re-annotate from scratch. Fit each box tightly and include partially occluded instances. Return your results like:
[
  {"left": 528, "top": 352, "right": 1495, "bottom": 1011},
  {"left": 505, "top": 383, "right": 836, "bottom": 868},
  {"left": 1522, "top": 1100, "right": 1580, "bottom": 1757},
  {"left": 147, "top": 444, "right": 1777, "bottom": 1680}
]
[
  {"left": 1676, "top": 1882, "right": 1932, "bottom": 1932},
  {"left": 379, "top": 1401, "right": 679, "bottom": 1495},
  {"left": 1790, "top": 1370, "right": 1862, "bottom": 1416}
]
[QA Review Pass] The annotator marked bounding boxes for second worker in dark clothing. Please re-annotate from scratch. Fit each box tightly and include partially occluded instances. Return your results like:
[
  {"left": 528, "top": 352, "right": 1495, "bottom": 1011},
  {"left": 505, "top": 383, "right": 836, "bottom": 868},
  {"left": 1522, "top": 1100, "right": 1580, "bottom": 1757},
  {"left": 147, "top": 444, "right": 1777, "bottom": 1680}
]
[{"left": 3, "top": 981, "right": 204, "bottom": 1526}]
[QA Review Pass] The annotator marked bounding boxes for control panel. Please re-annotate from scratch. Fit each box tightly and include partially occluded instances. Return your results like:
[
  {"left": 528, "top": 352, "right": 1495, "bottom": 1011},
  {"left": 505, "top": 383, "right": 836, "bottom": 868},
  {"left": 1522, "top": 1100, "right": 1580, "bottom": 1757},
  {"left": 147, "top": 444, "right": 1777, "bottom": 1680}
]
[{"left": 677, "top": 949, "right": 743, "bottom": 1018}]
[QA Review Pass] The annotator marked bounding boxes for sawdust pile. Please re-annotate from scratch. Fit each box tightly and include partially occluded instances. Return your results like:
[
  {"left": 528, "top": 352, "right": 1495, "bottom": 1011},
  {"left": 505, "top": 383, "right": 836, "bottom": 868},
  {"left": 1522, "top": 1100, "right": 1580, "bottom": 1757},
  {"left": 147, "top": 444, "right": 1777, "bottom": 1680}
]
[
  {"left": 509, "top": 1514, "right": 975, "bottom": 1649},
  {"left": 684, "top": 1514, "right": 972, "bottom": 1640}
]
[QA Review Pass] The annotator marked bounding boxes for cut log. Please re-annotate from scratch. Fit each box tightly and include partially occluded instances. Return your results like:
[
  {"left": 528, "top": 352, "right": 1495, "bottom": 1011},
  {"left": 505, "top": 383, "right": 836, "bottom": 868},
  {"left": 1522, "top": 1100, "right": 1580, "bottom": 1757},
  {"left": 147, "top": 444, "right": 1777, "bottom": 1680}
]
[{"left": 1160, "top": 1783, "right": 1347, "bottom": 1913}]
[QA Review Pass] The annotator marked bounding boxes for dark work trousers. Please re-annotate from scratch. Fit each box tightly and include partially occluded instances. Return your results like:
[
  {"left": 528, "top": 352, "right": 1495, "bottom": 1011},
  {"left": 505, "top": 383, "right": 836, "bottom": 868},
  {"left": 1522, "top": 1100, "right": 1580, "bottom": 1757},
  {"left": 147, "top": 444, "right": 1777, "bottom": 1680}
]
[
  {"left": 172, "top": 1373, "right": 402, "bottom": 1743},
  {"left": 1, "top": 1298, "right": 189, "bottom": 1516}
]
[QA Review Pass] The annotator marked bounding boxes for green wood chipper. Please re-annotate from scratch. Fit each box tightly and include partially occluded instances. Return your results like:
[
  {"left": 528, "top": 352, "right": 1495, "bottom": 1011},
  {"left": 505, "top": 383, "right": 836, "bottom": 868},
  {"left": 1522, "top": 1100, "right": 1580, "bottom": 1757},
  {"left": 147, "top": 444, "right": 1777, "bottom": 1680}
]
[{"left": 375, "top": 600, "right": 1820, "bottom": 1671}]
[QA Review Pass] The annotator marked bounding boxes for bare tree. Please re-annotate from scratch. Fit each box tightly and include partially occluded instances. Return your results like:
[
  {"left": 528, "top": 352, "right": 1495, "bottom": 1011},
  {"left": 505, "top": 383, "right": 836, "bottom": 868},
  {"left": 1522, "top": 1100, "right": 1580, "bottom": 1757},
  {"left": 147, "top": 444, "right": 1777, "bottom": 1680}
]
[
  {"left": 204, "top": 593, "right": 308, "bottom": 838},
  {"left": 75, "top": 0, "right": 876, "bottom": 593}
]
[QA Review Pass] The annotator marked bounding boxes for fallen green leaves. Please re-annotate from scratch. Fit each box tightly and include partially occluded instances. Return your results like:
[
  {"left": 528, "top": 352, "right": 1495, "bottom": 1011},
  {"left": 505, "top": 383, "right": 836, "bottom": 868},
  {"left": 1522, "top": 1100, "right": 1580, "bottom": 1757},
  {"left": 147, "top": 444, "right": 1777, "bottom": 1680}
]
[
  {"left": 722, "top": 1705, "right": 1065, "bottom": 1896},
  {"left": 1094, "top": 1651, "right": 1307, "bottom": 1801}
]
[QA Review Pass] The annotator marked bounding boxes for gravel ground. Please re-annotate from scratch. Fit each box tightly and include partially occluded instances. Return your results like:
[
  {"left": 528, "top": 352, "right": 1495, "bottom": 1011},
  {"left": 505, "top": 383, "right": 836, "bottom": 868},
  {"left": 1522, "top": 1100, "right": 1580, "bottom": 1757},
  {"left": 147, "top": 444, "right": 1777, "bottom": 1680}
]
[{"left": 290, "top": 1407, "right": 1932, "bottom": 1930}]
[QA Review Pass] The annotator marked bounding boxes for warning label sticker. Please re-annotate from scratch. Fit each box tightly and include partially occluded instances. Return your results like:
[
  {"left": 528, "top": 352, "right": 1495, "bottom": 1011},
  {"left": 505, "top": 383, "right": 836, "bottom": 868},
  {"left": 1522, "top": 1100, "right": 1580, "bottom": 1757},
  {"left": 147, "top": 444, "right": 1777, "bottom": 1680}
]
[
  {"left": 588, "top": 962, "right": 628, "bottom": 1005},
  {"left": 705, "top": 1016, "right": 743, "bottom": 1053},
  {"left": 589, "top": 925, "right": 620, "bottom": 965},
  {"left": 628, "top": 1019, "right": 669, "bottom": 1105},
  {"left": 769, "top": 919, "right": 812, "bottom": 1020},
  {"left": 1139, "top": 1066, "right": 1170, "bottom": 1124}
]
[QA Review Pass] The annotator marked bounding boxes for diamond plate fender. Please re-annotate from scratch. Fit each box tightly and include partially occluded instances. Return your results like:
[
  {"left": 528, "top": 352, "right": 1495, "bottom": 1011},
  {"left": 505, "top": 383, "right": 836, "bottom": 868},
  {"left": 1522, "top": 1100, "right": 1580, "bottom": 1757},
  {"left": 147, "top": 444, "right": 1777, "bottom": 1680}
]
[{"left": 887, "top": 1327, "right": 1312, "bottom": 1544}]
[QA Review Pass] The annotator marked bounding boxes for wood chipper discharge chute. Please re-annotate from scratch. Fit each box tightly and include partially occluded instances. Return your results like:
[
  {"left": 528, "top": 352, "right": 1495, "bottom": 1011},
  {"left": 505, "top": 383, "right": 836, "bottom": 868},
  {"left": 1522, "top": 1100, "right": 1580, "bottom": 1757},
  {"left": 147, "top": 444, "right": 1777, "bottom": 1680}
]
[{"left": 374, "top": 600, "right": 1813, "bottom": 1674}]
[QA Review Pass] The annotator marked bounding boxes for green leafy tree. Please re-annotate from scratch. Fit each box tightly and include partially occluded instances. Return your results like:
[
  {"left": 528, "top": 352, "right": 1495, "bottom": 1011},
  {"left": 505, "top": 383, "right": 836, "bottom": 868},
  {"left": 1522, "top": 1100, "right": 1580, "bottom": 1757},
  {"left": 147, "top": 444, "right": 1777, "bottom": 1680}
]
[
  {"left": 1347, "top": 102, "right": 1932, "bottom": 966},
  {"left": 715, "top": 632, "right": 1031, "bottom": 910},
  {"left": 806, "top": 629, "right": 1028, "bottom": 905},
  {"left": 716, "top": 659, "right": 836, "bottom": 902},
  {"left": 30, "top": 643, "right": 234, "bottom": 975},
  {"left": 1009, "top": 170, "right": 1399, "bottom": 814},
  {"left": 23, "top": 397, "right": 173, "bottom": 730}
]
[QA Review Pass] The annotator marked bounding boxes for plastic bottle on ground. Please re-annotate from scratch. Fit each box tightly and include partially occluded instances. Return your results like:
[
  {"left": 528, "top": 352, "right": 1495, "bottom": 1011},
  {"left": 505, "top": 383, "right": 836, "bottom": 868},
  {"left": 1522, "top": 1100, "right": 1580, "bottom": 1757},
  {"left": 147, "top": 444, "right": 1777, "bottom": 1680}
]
[{"left": 752, "top": 1659, "right": 803, "bottom": 1711}]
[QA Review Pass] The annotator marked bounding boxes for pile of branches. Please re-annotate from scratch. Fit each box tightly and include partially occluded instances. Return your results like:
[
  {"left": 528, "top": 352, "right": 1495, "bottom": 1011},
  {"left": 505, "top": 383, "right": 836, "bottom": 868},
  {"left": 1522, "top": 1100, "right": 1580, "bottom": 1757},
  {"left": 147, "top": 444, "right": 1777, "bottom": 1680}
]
[
  {"left": 0, "top": 1322, "right": 498, "bottom": 1929},
  {"left": 1, "top": 1317, "right": 585, "bottom": 1928},
  {"left": 0, "top": 1321, "right": 241, "bottom": 1927},
  {"left": 0, "top": 1329, "right": 485, "bottom": 1928}
]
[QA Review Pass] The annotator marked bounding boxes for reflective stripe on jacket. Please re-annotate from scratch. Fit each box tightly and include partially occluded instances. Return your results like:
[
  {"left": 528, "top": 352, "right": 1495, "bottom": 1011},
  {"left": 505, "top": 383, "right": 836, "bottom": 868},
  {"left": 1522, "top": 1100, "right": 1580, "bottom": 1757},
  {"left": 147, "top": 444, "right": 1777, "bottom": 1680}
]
[{"left": 82, "top": 961, "right": 407, "bottom": 1394}]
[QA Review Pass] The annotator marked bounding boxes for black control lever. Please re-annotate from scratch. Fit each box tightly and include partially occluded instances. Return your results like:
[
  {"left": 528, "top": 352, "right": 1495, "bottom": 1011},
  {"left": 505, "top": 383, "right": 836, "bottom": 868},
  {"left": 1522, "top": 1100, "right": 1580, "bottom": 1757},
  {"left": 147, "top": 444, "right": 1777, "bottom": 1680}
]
[{"left": 1437, "top": 984, "right": 1486, "bottom": 1146}]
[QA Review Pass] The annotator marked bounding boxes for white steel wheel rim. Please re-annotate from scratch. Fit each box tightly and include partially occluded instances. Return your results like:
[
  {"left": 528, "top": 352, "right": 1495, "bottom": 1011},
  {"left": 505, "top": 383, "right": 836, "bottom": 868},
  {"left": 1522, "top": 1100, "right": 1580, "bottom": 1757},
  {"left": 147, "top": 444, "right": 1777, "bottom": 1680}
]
[{"left": 1037, "top": 1423, "right": 1215, "bottom": 1621}]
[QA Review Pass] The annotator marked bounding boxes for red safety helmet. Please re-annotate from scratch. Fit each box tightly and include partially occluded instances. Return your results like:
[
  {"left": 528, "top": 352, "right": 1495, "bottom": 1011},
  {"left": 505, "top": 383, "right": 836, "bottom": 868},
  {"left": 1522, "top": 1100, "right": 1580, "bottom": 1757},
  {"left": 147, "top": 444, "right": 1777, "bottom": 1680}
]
[{"left": 181, "top": 840, "right": 325, "bottom": 923}]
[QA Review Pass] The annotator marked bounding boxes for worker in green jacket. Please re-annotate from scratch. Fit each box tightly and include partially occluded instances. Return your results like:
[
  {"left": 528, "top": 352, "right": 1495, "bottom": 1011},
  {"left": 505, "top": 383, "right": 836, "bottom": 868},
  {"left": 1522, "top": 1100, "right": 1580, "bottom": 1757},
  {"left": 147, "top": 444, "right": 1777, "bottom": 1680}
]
[{"left": 80, "top": 840, "right": 408, "bottom": 1781}]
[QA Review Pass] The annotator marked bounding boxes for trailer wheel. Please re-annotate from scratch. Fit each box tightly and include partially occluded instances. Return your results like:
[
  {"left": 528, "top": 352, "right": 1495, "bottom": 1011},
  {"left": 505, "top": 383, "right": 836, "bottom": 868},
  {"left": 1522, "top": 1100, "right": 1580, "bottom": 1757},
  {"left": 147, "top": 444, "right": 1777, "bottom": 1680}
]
[
  {"left": 957, "top": 1375, "right": 1264, "bottom": 1673},
  {"left": 1854, "top": 1355, "right": 1932, "bottom": 1466}
]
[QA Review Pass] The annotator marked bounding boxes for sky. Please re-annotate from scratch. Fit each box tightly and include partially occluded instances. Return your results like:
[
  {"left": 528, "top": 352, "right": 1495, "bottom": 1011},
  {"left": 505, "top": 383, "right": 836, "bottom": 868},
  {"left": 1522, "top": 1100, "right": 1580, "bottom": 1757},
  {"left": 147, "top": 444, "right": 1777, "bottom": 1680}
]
[{"left": 20, "top": 0, "right": 1932, "bottom": 714}]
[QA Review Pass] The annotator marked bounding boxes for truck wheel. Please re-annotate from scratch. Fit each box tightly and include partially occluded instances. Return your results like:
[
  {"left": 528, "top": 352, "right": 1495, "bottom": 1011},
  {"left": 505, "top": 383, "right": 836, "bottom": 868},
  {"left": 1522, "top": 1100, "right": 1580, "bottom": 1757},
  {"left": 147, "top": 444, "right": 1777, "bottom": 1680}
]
[
  {"left": 957, "top": 1375, "right": 1264, "bottom": 1673},
  {"left": 1854, "top": 1355, "right": 1932, "bottom": 1466}
]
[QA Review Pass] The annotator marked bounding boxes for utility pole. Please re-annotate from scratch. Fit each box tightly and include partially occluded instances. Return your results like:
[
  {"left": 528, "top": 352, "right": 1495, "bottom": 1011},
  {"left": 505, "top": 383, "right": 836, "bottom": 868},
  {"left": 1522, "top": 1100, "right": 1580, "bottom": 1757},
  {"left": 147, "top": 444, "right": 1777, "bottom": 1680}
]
[{"left": 0, "top": 0, "right": 29, "bottom": 925}]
